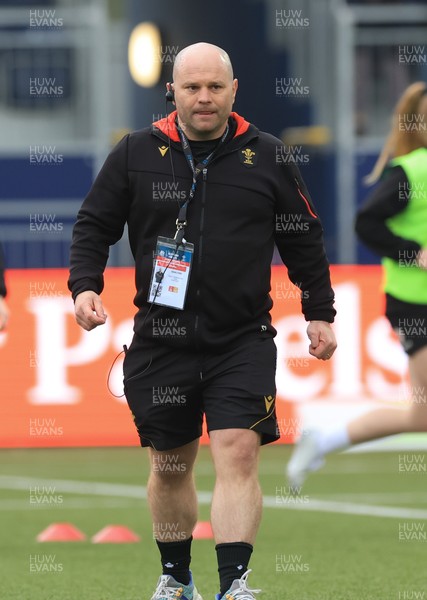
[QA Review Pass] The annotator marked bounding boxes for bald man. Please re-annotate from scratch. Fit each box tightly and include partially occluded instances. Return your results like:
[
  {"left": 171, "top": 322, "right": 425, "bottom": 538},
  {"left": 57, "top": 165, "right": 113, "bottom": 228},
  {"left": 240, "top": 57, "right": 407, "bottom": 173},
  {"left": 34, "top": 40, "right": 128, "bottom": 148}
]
[{"left": 69, "top": 42, "right": 336, "bottom": 600}]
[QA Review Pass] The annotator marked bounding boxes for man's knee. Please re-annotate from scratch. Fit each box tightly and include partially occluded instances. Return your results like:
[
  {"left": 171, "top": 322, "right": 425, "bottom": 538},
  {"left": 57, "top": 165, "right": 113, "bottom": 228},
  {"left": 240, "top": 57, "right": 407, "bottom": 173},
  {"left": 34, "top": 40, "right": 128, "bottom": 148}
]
[
  {"left": 211, "top": 429, "right": 260, "bottom": 477},
  {"left": 149, "top": 442, "right": 198, "bottom": 484}
]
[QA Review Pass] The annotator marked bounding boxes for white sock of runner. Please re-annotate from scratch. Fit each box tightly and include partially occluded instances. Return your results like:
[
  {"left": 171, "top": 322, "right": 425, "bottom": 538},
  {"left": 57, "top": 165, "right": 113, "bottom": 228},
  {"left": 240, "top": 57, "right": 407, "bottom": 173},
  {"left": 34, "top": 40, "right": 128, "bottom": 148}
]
[{"left": 315, "top": 425, "right": 351, "bottom": 456}]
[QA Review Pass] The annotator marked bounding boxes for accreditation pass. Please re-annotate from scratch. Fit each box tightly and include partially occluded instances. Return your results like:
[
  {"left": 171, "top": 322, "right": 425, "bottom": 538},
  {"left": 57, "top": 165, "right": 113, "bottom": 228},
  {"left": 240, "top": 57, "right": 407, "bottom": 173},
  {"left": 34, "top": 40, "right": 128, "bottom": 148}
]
[{"left": 148, "top": 236, "right": 194, "bottom": 310}]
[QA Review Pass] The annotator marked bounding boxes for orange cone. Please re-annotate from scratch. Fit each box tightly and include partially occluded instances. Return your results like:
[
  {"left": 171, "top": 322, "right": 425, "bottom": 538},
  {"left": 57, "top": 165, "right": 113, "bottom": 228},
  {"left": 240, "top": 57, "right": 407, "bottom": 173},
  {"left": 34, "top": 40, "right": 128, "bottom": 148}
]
[
  {"left": 192, "top": 521, "right": 214, "bottom": 539},
  {"left": 91, "top": 525, "right": 140, "bottom": 543},
  {"left": 37, "top": 523, "right": 86, "bottom": 542}
]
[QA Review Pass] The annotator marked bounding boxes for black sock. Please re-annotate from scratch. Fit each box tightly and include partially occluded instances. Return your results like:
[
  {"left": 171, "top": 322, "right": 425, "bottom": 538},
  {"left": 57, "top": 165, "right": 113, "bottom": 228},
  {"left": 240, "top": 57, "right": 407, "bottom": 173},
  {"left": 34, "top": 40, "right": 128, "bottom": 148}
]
[
  {"left": 216, "top": 542, "right": 253, "bottom": 597},
  {"left": 156, "top": 536, "right": 192, "bottom": 585}
]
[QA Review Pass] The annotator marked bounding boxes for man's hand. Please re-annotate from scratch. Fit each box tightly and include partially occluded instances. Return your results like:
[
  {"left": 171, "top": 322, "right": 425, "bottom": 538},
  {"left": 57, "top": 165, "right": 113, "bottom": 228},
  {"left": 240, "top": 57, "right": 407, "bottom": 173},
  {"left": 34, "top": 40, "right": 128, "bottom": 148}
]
[
  {"left": 74, "top": 291, "right": 107, "bottom": 331},
  {"left": 0, "top": 296, "right": 9, "bottom": 331},
  {"left": 307, "top": 320, "right": 336, "bottom": 360}
]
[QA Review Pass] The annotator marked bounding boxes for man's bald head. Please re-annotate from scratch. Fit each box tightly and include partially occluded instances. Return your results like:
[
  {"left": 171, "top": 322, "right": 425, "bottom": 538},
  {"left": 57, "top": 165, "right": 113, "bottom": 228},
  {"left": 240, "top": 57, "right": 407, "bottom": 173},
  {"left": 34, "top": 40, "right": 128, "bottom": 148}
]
[
  {"left": 169, "top": 42, "right": 238, "bottom": 141},
  {"left": 173, "top": 42, "right": 234, "bottom": 82}
]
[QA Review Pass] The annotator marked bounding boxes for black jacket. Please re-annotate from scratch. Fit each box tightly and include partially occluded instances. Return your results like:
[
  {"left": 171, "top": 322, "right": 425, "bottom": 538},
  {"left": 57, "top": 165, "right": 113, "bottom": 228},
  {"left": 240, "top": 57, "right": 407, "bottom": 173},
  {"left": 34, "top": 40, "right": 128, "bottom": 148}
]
[{"left": 68, "top": 112, "right": 335, "bottom": 350}]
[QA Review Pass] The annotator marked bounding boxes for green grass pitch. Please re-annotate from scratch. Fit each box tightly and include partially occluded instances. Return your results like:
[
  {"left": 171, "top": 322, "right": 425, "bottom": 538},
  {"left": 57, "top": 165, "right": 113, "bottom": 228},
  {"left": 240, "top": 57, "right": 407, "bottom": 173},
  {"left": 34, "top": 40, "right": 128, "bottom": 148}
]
[{"left": 0, "top": 445, "right": 426, "bottom": 599}]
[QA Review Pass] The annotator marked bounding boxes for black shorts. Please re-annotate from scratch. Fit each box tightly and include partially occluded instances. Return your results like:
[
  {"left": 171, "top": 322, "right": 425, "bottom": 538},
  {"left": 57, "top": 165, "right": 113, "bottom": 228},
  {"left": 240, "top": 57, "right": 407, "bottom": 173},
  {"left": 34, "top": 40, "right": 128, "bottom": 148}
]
[
  {"left": 386, "top": 294, "right": 427, "bottom": 356},
  {"left": 123, "top": 334, "right": 278, "bottom": 450}
]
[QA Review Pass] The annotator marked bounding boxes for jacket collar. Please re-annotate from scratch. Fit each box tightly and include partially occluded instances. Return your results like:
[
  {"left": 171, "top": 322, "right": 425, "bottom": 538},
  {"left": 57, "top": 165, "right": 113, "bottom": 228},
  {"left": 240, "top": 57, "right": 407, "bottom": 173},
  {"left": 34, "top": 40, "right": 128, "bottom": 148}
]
[{"left": 152, "top": 111, "right": 252, "bottom": 143}]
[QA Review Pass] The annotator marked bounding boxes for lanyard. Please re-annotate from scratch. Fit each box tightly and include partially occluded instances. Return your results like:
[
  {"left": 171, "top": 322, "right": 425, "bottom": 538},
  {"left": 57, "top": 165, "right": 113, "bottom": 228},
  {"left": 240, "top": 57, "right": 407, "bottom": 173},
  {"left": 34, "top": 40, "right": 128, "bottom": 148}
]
[{"left": 174, "top": 122, "right": 229, "bottom": 243}]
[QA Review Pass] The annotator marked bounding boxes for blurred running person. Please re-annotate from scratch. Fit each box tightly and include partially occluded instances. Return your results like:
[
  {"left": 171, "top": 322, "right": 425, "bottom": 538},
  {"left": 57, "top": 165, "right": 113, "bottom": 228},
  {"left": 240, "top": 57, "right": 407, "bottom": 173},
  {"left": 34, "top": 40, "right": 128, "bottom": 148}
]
[
  {"left": 0, "top": 242, "right": 10, "bottom": 331},
  {"left": 287, "top": 81, "right": 427, "bottom": 489}
]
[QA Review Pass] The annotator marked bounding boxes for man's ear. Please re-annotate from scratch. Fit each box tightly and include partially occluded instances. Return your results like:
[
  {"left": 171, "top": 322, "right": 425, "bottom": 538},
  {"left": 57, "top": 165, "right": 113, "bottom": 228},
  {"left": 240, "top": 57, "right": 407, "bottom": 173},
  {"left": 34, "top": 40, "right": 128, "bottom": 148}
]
[{"left": 232, "top": 78, "right": 239, "bottom": 103}]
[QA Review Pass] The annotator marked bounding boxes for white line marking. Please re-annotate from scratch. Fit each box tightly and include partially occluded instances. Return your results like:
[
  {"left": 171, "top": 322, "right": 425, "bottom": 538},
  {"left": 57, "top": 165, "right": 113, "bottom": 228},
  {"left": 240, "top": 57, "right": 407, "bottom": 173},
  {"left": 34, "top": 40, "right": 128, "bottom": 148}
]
[
  {"left": 0, "top": 476, "right": 146, "bottom": 497},
  {"left": 310, "top": 491, "right": 427, "bottom": 503},
  {"left": 265, "top": 496, "right": 427, "bottom": 519},
  {"left": 1, "top": 475, "right": 426, "bottom": 520},
  {"left": 0, "top": 498, "right": 140, "bottom": 511}
]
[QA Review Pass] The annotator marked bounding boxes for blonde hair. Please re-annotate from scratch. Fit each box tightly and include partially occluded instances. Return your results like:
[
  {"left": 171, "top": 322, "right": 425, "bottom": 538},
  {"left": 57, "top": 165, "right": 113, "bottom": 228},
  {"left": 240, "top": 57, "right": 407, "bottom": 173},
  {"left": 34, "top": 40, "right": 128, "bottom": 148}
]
[{"left": 365, "top": 81, "right": 427, "bottom": 185}]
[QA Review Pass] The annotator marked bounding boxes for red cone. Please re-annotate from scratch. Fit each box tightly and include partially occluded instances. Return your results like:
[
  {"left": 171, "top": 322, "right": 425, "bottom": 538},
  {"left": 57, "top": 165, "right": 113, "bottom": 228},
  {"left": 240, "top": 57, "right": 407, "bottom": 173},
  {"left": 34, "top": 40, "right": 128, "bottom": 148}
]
[
  {"left": 192, "top": 521, "right": 214, "bottom": 539},
  {"left": 37, "top": 523, "right": 86, "bottom": 542},
  {"left": 91, "top": 525, "right": 140, "bottom": 543}
]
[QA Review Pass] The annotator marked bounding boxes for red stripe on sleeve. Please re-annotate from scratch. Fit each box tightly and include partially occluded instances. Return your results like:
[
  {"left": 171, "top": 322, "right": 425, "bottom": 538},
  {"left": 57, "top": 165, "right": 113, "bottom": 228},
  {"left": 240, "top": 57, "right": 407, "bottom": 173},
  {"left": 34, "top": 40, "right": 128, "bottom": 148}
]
[{"left": 297, "top": 188, "right": 318, "bottom": 219}]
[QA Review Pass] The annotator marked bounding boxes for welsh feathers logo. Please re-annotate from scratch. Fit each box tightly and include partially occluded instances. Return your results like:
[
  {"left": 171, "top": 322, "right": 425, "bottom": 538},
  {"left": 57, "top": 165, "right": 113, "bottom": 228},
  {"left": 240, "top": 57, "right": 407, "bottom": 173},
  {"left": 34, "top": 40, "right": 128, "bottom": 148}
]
[{"left": 240, "top": 147, "right": 257, "bottom": 167}]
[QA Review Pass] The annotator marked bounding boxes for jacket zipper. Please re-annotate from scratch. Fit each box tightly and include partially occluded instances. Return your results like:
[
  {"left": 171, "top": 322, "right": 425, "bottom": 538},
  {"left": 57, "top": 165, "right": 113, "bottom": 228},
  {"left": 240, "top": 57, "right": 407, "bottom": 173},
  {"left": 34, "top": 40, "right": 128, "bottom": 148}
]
[{"left": 194, "top": 167, "right": 208, "bottom": 347}]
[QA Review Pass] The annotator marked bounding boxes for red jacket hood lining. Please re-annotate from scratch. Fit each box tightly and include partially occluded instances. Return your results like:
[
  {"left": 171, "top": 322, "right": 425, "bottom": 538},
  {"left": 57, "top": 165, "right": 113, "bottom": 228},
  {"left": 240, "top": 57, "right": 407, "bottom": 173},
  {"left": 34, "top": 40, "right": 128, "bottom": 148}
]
[{"left": 152, "top": 111, "right": 251, "bottom": 143}]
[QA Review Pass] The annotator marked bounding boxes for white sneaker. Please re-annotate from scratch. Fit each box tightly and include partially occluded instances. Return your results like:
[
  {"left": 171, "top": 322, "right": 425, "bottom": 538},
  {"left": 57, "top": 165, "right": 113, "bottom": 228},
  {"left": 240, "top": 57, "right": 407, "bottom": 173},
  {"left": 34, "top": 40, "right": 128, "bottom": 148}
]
[
  {"left": 150, "top": 572, "right": 202, "bottom": 600},
  {"left": 215, "top": 569, "right": 260, "bottom": 600},
  {"left": 286, "top": 430, "right": 325, "bottom": 488}
]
